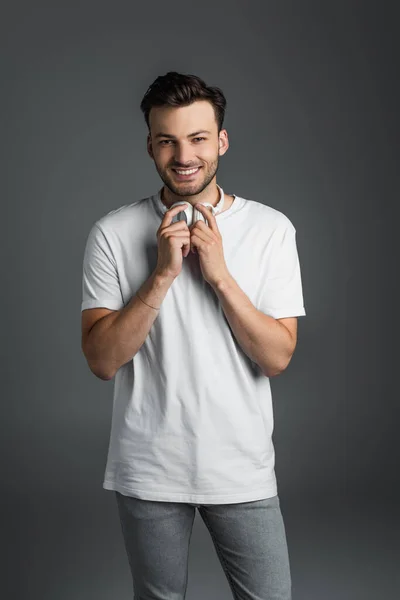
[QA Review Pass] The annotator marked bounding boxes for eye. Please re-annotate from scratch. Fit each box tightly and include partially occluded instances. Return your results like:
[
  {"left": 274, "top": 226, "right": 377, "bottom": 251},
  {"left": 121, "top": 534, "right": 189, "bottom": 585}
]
[
  {"left": 159, "top": 140, "right": 173, "bottom": 145},
  {"left": 193, "top": 137, "right": 206, "bottom": 142}
]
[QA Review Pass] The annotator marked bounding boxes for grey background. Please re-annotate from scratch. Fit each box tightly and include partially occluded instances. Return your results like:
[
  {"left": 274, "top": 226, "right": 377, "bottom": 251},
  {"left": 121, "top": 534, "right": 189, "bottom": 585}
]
[{"left": 2, "top": 1, "right": 398, "bottom": 599}]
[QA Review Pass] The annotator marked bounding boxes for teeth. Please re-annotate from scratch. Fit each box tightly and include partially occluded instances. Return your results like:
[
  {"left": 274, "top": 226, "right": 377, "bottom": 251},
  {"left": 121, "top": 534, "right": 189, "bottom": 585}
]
[{"left": 175, "top": 168, "right": 199, "bottom": 175}]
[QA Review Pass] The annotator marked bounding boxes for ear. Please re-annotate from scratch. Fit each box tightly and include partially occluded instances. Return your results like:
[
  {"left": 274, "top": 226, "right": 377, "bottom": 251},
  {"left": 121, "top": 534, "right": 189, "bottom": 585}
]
[
  {"left": 218, "top": 129, "right": 229, "bottom": 156},
  {"left": 147, "top": 133, "right": 154, "bottom": 159}
]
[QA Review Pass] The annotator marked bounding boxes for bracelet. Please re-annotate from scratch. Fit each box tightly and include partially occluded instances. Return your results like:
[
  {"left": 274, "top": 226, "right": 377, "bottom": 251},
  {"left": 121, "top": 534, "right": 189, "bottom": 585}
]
[{"left": 137, "top": 293, "right": 160, "bottom": 311}]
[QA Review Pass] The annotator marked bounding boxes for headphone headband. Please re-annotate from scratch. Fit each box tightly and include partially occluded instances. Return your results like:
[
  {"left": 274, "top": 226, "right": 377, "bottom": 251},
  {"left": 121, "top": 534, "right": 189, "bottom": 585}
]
[{"left": 170, "top": 185, "right": 225, "bottom": 226}]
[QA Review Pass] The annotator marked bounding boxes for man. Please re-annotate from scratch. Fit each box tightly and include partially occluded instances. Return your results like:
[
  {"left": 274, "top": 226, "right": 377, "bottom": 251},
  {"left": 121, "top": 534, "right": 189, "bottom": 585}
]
[{"left": 81, "top": 71, "right": 306, "bottom": 600}]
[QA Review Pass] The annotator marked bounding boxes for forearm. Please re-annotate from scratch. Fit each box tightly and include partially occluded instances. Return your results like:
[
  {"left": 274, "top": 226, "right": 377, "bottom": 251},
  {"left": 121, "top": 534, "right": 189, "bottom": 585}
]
[
  {"left": 212, "top": 275, "right": 294, "bottom": 377},
  {"left": 86, "top": 270, "right": 174, "bottom": 380}
]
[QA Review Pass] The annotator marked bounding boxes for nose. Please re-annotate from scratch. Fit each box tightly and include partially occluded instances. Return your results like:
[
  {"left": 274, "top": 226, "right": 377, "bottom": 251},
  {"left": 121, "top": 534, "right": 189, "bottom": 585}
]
[{"left": 173, "top": 142, "right": 195, "bottom": 166}]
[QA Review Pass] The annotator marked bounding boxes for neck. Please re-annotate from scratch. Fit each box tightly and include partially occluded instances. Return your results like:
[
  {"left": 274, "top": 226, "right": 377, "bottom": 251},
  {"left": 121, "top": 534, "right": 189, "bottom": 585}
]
[{"left": 161, "top": 180, "right": 220, "bottom": 209}]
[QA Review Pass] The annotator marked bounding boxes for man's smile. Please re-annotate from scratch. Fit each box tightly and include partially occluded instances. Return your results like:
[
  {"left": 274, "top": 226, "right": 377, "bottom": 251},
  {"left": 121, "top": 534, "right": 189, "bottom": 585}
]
[{"left": 171, "top": 166, "right": 202, "bottom": 180}]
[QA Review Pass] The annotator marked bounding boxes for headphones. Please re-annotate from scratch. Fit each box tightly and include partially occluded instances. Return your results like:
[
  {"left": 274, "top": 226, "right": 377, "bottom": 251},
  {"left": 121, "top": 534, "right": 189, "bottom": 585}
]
[{"left": 170, "top": 185, "right": 225, "bottom": 226}]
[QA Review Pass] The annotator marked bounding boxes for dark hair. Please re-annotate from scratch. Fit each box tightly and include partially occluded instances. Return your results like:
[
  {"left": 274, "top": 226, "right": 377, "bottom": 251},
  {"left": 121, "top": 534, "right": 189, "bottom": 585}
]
[{"left": 140, "top": 71, "right": 227, "bottom": 132}]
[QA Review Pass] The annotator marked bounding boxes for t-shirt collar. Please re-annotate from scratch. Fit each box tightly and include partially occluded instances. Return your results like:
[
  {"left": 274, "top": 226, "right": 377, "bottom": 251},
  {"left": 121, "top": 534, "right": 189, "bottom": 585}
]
[{"left": 152, "top": 184, "right": 225, "bottom": 219}]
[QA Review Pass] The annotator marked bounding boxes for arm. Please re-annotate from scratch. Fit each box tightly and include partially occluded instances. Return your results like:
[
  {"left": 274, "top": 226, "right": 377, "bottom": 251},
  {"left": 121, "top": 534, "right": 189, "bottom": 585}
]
[
  {"left": 81, "top": 204, "right": 191, "bottom": 380},
  {"left": 83, "top": 270, "right": 173, "bottom": 380},
  {"left": 212, "top": 275, "right": 297, "bottom": 377},
  {"left": 190, "top": 204, "right": 303, "bottom": 378}
]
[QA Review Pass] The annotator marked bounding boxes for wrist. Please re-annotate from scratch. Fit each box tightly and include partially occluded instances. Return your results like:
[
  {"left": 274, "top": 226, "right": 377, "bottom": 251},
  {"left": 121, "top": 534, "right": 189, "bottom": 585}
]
[
  {"left": 152, "top": 269, "right": 176, "bottom": 288},
  {"left": 211, "top": 272, "right": 234, "bottom": 293}
]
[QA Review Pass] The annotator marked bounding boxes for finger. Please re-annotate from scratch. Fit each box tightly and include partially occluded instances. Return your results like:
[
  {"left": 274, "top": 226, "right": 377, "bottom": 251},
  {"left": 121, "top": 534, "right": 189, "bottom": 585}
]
[
  {"left": 163, "top": 220, "right": 189, "bottom": 233},
  {"left": 161, "top": 203, "right": 189, "bottom": 228},
  {"left": 191, "top": 220, "right": 216, "bottom": 240},
  {"left": 191, "top": 228, "right": 214, "bottom": 245},
  {"left": 190, "top": 234, "right": 203, "bottom": 254},
  {"left": 195, "top": 204, "right": 219, "bottom": 233},
  {"left": 167, "top": 232, "right": 191, "bottom": 257},
  {"left": 165, "top": 232, "right": 191, "bottom": 258},
  {"left": 163, "top": 231, "right": 191, "bottom": 240},
  {"left": 182, "top": 238, "right": 191, "bottom": 258}
]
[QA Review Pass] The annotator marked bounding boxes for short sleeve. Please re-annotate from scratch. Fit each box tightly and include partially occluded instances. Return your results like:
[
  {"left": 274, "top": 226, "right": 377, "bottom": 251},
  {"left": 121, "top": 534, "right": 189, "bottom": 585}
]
[
  {"left": 81, "top": 223, "right": 124, "bottom": 311},
  {"left": 257, "top": 220, "right": 306, "bottom": 319}
]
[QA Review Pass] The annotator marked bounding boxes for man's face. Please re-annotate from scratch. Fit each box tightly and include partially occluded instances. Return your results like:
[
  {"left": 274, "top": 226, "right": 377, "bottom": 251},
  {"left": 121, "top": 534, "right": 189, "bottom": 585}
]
[{"left": 147, "top": 100, "right": 228, "bottom": 197}]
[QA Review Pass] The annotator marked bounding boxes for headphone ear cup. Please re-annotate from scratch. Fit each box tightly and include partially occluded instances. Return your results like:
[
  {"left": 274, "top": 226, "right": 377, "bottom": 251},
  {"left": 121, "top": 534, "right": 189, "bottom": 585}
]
[
  {"left": 170, "top": 202, "right": 193, "bottom": 225},
  {"left": 186, "top": 204, "right": 194, "bottom": 226},
  {"left": 193, "top": 208, "right": 206, "bottom": 224},
  {"left": 196, "top": 203, "right": 216, "bottom": 226}
]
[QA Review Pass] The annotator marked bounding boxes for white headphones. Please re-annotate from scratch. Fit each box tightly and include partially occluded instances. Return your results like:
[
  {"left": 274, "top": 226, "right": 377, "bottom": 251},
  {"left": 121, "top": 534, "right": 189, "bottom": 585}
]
[{"left": 170, "top": 185, "right": 225, "bottom": 226}]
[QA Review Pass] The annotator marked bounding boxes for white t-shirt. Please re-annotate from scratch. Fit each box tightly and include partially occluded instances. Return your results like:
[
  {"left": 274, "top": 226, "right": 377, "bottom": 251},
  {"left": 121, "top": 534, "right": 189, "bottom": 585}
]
[{"left": 81, "top": 187, "right": 306, "bottom": 504}]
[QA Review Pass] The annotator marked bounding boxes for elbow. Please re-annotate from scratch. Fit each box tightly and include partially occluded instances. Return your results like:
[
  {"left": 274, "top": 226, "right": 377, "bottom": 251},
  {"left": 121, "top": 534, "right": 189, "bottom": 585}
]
[
  {"left": 87, "top": 354, "right": 132, "bottom": 380},
  {"left": 258, "top": 360, "right": 282, "bottom": 378},
  {"left": 83, "top": 351, "right": 115, "bottom": 381},
  {"left": 262, "top": 356, "right": 293, "bottom": 378},
  {"left": 263, "top": 366, "right": 283, "bottom": 378},
  {"left": 90, "top": 360, "right": 116, "bottom": 381},
  {"left": 94, "top": 369, "right": 115, "bottom": 381}
]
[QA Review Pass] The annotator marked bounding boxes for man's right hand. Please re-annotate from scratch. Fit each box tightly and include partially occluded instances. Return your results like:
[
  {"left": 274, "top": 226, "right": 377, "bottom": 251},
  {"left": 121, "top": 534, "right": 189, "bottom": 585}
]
[{"left": 155, "top": 204, "right": 191, "bottom": 280}]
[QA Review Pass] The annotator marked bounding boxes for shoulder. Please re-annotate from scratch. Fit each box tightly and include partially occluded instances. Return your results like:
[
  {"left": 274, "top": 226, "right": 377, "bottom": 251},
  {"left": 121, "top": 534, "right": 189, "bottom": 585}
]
[
  {"left": 238, "top": 195, "right": 296, "bottom": 234},
  {"left": 84, "top": 195, "right": 156, "bottom": 262},
  {"left": 95, "top": 196, "right": 150, "bottom": 233}
]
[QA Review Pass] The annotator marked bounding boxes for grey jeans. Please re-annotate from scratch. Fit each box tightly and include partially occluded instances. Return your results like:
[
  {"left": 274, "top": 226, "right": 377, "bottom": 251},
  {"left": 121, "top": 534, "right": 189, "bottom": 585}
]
[{"left": 115, "top": 492, "right": 292, "bottom": 600}]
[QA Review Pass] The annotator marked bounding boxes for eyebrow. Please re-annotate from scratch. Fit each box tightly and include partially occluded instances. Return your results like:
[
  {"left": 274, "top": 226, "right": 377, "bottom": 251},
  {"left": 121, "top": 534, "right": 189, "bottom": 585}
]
[{"left": 154, "top": 130, "right": 212, "bottom": 139}]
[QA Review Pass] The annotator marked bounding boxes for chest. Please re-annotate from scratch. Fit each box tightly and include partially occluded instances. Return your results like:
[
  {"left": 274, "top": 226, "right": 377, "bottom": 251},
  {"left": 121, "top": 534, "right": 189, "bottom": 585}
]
[{"left": 117, "top": 222, "right": 269, "bottom": 309}]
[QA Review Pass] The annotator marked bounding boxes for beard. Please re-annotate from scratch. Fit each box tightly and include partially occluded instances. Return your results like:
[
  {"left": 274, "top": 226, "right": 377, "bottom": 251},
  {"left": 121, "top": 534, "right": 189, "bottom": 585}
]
[{"left": 154, "top": 156, "right": 220, "bottom": 197}]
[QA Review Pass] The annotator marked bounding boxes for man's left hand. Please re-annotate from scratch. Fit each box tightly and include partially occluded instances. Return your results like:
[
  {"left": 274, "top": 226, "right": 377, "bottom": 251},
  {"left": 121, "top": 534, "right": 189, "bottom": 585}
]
[{"left": 189, "top": 204, "right": 231, "bottom": 288}]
